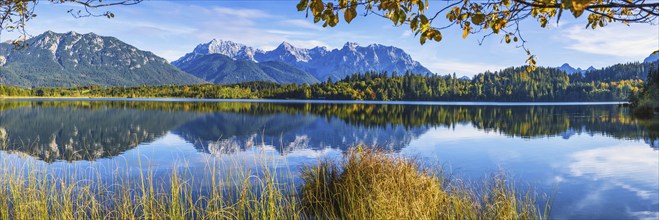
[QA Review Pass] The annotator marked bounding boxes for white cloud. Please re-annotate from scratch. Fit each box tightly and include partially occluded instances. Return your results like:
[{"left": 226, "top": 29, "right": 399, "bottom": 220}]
[
  {"left": 265, "top": 29, "right": 315, "bottom": 37},
  {"left": 560, "top": 23, "right": 658, "bottom": 58},
  {"left": 627, "top": 210, "right": 659, "bottom": 220},
  {"left": 411, "top": 125, "right": 500, "bottom": 143},
  {"left": 401, "top": 30, "right": 413, "bottom": 37},
  {"left": 158, "top": 50, "right": 190, "bottom": 62},
  {"left": 284, "top": 148, "right": 339, "bottom": 159},
  {"left": 280, "top": 19, "right": 323, "bottom": 30},
  {"left": 211, "top": 7, "right": 273, "bottom": 19},
  {"left": 569, "top": 144, "right": 659, "bottom": 201}
]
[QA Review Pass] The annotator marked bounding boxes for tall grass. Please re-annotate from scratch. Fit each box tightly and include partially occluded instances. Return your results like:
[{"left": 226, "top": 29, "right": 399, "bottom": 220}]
[
  {"left": 0, "top": 154, "right": 301, "bottom": 220},
  {"left": 300, "top": 147, "right": 551, "bottom": 219},
  {"left": 0, "top": 147, "right": 551, "bottom": 219}
]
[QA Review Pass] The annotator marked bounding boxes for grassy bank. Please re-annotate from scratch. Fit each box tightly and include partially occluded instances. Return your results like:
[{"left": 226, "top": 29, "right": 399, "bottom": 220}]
[{"left": 0, "top": 148, "right": 551, "bottom": 219}]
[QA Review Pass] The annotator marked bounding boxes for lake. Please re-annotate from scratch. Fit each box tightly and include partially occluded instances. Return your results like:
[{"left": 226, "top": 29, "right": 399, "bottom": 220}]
[{"left": 0, "top": 99, "right": 657, "bottom": 219}]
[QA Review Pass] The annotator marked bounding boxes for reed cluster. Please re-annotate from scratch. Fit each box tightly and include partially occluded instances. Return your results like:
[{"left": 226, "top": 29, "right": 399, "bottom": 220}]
[
  {"left": 0, "top": 147, "right": 550, "bottom": 219},
  {"left": 300, "top": 147, "right": 550, "bottom": 219}
]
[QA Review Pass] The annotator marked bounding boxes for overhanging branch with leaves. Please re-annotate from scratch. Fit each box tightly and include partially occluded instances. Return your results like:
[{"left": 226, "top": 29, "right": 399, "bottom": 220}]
[{"left": 297, "top": 0, "right": 658, "bottom": 71}]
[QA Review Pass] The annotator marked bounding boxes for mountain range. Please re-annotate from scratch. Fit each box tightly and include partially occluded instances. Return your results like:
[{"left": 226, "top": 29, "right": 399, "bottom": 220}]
[
  {"left": 0, "top": 31, "right": 656, "bottom": 88},
  {"left": 173, "top": 53, "right": 319, "bottom": 84},
  {"left": 558, "top": 52, "right": 658, "bottom": 76},
  {"left": 172, "top": 39, "right": 432, "bottom": 82},
  {"left": 557, "top": 63, "right": 596, "bottom": 75},
  {"left": 0, "top": 31, "right": 204, "bottom": 87}
]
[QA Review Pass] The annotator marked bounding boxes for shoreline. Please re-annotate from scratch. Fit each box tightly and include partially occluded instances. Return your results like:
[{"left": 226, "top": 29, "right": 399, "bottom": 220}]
[
  {"left": 1, "top": 96, "right": 94, "bottom": 99},
  {"left": 0, "top": 96, "right": 629, "bottom": 106}
]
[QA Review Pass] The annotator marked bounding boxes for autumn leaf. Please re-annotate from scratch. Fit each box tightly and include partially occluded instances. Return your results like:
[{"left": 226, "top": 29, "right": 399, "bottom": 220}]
[
  {"left": 471, "top": 13, "right": 485, "bottom": 25},
  {"left": 344, "top": 7, "right": 356, "bottom": 23}
]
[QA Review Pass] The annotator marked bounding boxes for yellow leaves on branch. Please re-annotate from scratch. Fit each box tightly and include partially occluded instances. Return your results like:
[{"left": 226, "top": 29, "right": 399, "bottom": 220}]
[
  {"left": 3, "top": 0, "right": 35, "bottom": 17},
  {"left": 299, "top": 0, "right": 431, "bottom": 26},
  {"left": 562, "top": 0, "right": 597, "bottom": 18},
  {"left": 471, "top": 13, "right": 485, "bottom": 25},
  {"left": 297, "top": 0, "right": 642, "bottom": 44},
  {"left": 526, "top": 49, "right": 537, "bottom": 72},
  {"left": 1, "top": 0, "right": 39, "bottom": 32},
  {"left": 344, "top": 7, "right": 357, "bottom": 23},
  {"left": 298, "top": 0, "right": 342, "bottom": 27},
  {"left": 298, "top": 0, "right": 528, "bottom": 43},
  {"left": 296, "top": 0, "right": 652, "bottom": 70},
  {"left": 461, "top": 22, "right": 471, "bottom": 39}
]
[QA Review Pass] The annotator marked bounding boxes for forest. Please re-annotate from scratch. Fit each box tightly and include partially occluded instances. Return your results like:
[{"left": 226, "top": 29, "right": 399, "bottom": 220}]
[
  {"left": 0, "top": 62, "right": 653, "bottom": 102},
  {"left": 629, "top": 64, "right": 659, "bottom": 116}
]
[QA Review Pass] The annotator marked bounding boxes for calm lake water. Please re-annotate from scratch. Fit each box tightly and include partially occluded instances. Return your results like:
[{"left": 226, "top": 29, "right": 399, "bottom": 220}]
[{"left": 0, "top": 99, "right": 657, "bottom": 219}]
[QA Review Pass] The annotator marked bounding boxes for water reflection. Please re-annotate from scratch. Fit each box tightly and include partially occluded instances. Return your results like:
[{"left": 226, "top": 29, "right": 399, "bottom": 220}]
[
  {"left": 0, "top": 99, "right": 657, "bottom": 219},
  {"left": 0, "top": 100, "right": 656, "bottom": 162},
  {"left": 175, "top": 112, "right": 427, "bottom": 155},
  {"left": 0, "top": 102, "right": 201, "bottom": 162}
]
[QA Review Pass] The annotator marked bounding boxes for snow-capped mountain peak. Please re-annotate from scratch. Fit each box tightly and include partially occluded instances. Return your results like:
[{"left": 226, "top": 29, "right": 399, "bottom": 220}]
[
  {"left": 173, "top": 39, "right": 258, "bottom": 65},
  {"left": 0, "top": 30, "right": 203, "bottom": 87},
  {"left": 309, "top": 46, "right": 329, "bottom": 56},
  {"left": 265, "top": 41, "right": 312, "bottom": 62},
  {"left": 193, "top": 39, "right": 256, "bottom": 61},
  {"left": 311, "top": 46, "right": 328, "bottom": 51},
  {"left": 278, "top": 41, "right": 295, "bottom": 49},
  {"left": 174, "top": 39, "right": 432, "bottom": 81},
  {"left": 343, "top": 42, "right": 359, "bottom": 50}
]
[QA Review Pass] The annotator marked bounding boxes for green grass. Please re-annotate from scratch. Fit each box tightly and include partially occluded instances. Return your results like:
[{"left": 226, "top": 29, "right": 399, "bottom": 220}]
[{"left": 0, "top": 147, "right": 551, "bottom": 219}]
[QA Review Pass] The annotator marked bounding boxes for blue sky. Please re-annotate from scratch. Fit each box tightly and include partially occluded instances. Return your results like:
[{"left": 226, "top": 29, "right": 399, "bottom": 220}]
[{"left": 4, "top": 0, "right": 658, "bottom": 77}]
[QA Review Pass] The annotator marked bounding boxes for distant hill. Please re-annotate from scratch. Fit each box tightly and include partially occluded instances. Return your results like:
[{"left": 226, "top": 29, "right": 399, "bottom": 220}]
[
  {"left": 644, "top": 51, "right": 659, "bottom": 63},
  {"left": 0, "top": 31, "right": 205, "bottom": 87},
  {"left": 571, "top": 61, "right": 657, "bottom": 82},
  {"left": 173, "top": 40, "right": 432, "bottom": 82},
  {"left": 557, "top": 63, "right": 595, "bottom": 75},
  {"left": 173, "top": 53, "right": 319, "bottom": 84}
]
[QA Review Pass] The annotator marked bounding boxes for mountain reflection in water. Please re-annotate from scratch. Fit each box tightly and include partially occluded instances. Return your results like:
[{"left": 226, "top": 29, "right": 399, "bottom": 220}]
[{"left": 0, "top": 100, "right": 656, "bottom": 162}]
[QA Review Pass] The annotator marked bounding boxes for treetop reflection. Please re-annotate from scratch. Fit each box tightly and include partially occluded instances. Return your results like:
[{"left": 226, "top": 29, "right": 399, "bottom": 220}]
[{"left": 0, "top": 100, "right": 656, "bottom": 162}]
